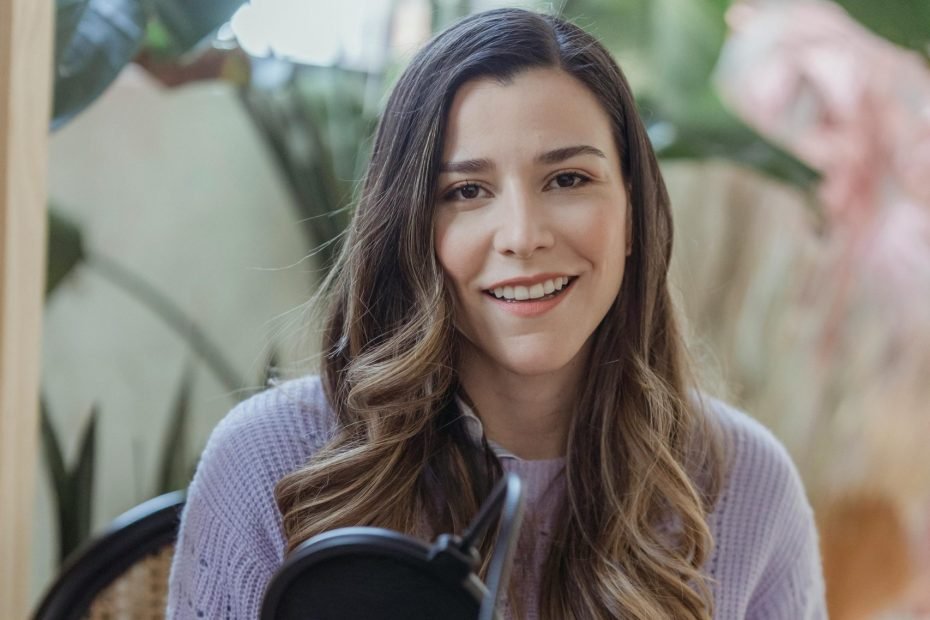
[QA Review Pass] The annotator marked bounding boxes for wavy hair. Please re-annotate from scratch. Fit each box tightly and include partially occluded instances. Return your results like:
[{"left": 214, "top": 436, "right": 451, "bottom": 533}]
[{"left": 275, "top": 8, "right": 726, "bottom": 618}]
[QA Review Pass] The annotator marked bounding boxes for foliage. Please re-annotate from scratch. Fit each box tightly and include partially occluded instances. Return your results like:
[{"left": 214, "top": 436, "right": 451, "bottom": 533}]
[
  {"left": 559, "top": 0, "right": 821, "bottom": 191},
  {"left": 52, "top": 0, "right": 245, "bottom": 128},
  {"left": 239, "top": 66, "right": 375, "bottom": 268},
  {"left": 45, "top": 209, "right": 84, "bottom": 295},
  {"left": 156, "top": 367, "right": 196, "bottom": 496},
  {"left": 834, "top": 0, "right": 930, "bottom": 58},
  {"left": 40, "top": 398, "right": 97, "bottom": 563}
]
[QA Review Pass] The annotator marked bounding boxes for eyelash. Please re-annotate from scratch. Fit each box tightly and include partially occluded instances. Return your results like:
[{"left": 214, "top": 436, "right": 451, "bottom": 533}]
[{"left": 441, "top": 171, "right": 593, "bottom": 202}]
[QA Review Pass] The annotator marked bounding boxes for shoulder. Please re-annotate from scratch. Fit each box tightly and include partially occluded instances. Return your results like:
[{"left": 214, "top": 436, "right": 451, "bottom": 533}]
[
  {"left": 204, "top": 374, "right": 336, "bottom": 468},
  {"left": 698, "top": 395, "right": 826, "bottom": 616},
  {"left": 700, "top": 394, "right": 812, "bottom": 538},
  {"left": 168, "top": 375, "right": 339, "bottom": 617},
  {"left": 702, "top": 395, "right": 805, "bottom": 502},
  {"left": 183, "top": 375, "right": 337, "bottom": 554},
  {"left": 196, "top": 375, "right": 335, "bottom": 486}
]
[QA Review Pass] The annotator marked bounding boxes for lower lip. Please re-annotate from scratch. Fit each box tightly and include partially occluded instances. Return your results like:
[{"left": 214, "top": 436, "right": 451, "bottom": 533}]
[{"left": 484, "top": 278, "right": 576, "bottom": 317}]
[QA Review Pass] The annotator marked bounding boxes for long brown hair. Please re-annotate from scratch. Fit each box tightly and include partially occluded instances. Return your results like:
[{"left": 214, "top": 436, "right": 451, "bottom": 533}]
[{"left": 276, "top": 8, "right": 726, "bottom": 618}]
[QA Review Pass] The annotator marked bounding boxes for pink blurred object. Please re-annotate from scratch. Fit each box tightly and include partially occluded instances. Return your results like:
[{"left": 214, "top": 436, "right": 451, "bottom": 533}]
[
  {"left": 714, "top": 0, "right": 930, "bottom": 316},
  {"left": 715, "top": 2, "right": 930, "bottom": 615}
]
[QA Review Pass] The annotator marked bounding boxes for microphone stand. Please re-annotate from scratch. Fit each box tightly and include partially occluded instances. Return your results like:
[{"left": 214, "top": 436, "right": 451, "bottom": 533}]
[{"left": 427, "top": 473, "right": 525, "bottom": 620}]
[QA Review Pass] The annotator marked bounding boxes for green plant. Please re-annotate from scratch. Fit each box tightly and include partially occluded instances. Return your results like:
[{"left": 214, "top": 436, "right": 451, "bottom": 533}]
[
  {"left": 40, "top": 398, "right": 97, "bottom": 563},
  {"left": 52, "top": 0, "right": 246, "bottom": 129},
  {"left": 46, "top": 0, "right": 248, "bottom": 560},
  {"left": 833, "top": 0, "right": 930, "bottom": 58},
  {"left": 154, "top": 347, "right": 279, "bottom": 497}
]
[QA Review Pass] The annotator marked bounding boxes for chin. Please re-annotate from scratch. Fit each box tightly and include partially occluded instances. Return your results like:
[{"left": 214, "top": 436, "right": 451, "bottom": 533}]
[{"left": 492, "top": 342, "right": 587, "bottom": 378}]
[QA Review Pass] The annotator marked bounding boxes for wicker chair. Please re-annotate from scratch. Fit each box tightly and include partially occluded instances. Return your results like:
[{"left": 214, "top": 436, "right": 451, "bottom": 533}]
[{"left": 34, "top": 491, "right": 186, "bottom": 620}]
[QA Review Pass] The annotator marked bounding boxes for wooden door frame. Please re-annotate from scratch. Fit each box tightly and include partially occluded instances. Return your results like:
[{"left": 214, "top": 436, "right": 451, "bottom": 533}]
[{"left": 0, "top": 0, "right": 53, "bottom": 616}]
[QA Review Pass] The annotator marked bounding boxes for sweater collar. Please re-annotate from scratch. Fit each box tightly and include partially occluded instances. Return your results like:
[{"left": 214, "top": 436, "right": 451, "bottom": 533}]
[{"left": 454, "top": 395, "right": 519, "bottom": 460}]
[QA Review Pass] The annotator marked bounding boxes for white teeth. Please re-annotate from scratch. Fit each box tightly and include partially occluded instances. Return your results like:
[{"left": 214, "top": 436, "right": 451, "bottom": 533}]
[{"left": 489, "top": 277, "right": 573, "bottom": 300}]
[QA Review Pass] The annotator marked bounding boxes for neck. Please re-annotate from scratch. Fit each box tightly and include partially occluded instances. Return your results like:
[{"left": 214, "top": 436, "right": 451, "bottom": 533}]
[{"left": 457, "top": 344, "right": 588, "bottom": 460}]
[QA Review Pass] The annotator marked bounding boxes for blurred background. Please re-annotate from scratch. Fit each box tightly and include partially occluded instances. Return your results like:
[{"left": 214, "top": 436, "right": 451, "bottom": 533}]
[{"left": 38, "top": 0, "right": 930, "bottom": 617}]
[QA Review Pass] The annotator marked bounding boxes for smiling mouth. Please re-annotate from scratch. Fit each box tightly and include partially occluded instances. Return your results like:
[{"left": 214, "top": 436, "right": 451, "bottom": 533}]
[{"left": 484, "top": 276, "right": 577, "bottom": 302}]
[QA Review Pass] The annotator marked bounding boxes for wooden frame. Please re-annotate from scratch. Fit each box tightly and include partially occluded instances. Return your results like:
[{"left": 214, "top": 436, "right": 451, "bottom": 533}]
[{"left": 0, "top": 0, "right": 53, "bottom": 616}]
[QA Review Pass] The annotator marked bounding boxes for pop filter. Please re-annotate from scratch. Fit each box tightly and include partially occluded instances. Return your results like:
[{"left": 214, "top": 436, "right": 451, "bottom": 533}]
[{"left": 261, "top": 473, "right": 525, "bottom": 620}]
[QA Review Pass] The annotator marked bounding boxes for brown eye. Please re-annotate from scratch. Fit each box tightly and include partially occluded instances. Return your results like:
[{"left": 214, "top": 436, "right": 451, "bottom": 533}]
[
  {"left": 460, "top": 184, "right": 480, "bottom": 199},
  {"left": 444, "top": 183, "right": 484, "bottom": 201},
  {"left": 548, "top": 172, "right": 591, "bottom": 190}
]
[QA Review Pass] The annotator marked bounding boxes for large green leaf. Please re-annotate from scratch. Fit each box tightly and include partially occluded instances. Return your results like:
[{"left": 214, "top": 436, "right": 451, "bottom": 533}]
[
  {"left": 152, "top": 0, "right": 246, "bottom": 54},
  {"left": 52, "top": 0, "right": 148, "bottom": 129},
  {"left": 157, "top": 366, "right": 194, "bottom": 494},
  {"left": 644, "top": 95, "right": 820, "bottom": 191},
  {"left": 40, "top": 399, "right": 98, "bottom": 564},
  {"left": 39, "top": 397, "right": 71, "bottom": 562},
  {"left": 70, "top": 407, "right": 97, "bottom": 560},
  {"left": 47, "top": 208, "right": 86, "bottom": 297},
  {"left": 834, "top": 0, "right": 930, "bottom": 58}
]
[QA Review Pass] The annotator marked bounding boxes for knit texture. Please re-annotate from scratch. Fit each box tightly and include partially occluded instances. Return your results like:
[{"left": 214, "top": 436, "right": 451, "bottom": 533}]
[{"left": 166, "top": 375, "right": 826, "bottom": 619}]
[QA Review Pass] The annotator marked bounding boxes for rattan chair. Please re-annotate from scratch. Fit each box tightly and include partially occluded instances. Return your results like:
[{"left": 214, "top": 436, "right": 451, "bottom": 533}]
[{"left": 34, "top": 491, "right": 186, "bottom": 620}]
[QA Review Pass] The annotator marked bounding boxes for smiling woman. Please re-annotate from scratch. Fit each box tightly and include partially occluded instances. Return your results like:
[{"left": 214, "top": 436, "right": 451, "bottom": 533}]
[
  {"left": 434, "top": 69, "right": 631, "bottom": 458},
  {"left": 166, "top": 8, "right": 827, "bottom": 620}
]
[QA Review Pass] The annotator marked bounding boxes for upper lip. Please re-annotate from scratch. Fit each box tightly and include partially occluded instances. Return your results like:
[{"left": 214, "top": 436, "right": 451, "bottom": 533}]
[{"left": 484, "top": 273, "right": 575, "bottom": 290}]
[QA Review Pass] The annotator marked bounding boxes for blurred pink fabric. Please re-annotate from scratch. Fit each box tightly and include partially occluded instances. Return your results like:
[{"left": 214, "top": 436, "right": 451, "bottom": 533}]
[
  {"left": 714, "top": 0, "right": 930, "bottom": 311},
  {"left": 714, "top": 2, "right": 930, "bottom": 614}
]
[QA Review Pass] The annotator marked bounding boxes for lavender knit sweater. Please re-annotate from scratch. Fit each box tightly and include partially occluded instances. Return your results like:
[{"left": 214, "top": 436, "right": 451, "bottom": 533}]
[{"left": 166, "top": 375, "right": 827, "bottom": 619}]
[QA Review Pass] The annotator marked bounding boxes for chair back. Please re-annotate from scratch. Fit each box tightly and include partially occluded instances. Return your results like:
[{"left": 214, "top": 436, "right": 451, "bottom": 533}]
[{"left": 33, "top": 491, "right": 186, "bottom": 620}]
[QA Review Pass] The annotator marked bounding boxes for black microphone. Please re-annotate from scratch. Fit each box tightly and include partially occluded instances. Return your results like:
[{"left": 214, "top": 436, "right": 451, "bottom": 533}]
[{"left": 260, "top": 473, "right": 525, "bottom": 620}]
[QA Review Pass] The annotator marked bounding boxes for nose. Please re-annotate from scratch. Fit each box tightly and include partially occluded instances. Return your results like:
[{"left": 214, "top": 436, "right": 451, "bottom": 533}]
[{"left": 492, "top": 188, "right": 555, "bottom": 258}]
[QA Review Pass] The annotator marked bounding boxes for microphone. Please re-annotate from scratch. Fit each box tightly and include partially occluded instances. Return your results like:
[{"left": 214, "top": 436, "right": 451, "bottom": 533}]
[{"left": 260, "top": 473, "right": 525, "bottom": 620}]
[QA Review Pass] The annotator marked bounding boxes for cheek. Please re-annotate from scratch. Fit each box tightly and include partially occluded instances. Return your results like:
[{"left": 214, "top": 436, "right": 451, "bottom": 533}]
[
  {"left": 573, "top": 205, "right": 627, "bottom": 267},
  {"left": 433, "top": 213, "right": 478, "bottom": 291}
]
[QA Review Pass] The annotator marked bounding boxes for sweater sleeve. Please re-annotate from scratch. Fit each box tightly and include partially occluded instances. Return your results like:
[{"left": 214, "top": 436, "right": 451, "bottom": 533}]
[
  {"left": 743, "top": 448, "right": 827, "bottom": 620},
  {"left": 166, "top": 481, "right": 276, "bottom": 619},
  {"left": 166, "top": 376, "right": 333, "bottom": 620},
  {"left": 703, "top": 398, "right": 828, "bottom": 619},
  {"left": 719, "top": 405, "right": 827, "bottom": 620}
]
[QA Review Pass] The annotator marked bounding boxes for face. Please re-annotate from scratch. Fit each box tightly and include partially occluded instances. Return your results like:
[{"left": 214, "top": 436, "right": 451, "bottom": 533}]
[{"left": 433, "top": 67, "right": 631, "bottom": 378}]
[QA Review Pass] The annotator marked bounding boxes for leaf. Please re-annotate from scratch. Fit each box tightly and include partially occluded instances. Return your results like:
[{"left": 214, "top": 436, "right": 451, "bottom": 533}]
[
  {"left": 52, "top": 0, "right": 148, "bottom": 130},
  {"left": 563, "top": 0, "right": 813, "bottom": 191},
  {"left": 39, "top": 397, "right": 71, "bottom": 563},
  {"left": 833, "top": 0, "right": 930, "bottom": 58},
  {"left": 647, "top": 0, "right": 730, "bottom": 119},
  {"left": 41, "top": 400, "right": 98, "bottom": 563},
  {"left": 46, "top": 208, "right": 86, "bottom": 297},
  {"left": 641, "top": 91, "right": 821, "bottom": 192},
  {"left": 156, "top": 366, "right": 193, "bottom": 494},
  {"left": 651, "top": 117, "right": 820, "bottom": 191},
  {"left": 151, "top": 0, "right": 246, "bottom": 54},
  {"left": 69, "top": 406, "right": 98, "bottom": 559}
]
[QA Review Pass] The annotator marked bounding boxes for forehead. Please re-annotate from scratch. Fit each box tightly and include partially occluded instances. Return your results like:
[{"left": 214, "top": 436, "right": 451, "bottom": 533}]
[{"left": 441, "top": 67, "right": 619, "bottom": 162}]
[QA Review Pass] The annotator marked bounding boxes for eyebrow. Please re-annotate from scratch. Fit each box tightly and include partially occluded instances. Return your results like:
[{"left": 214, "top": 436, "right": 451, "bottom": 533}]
[{"left": 439, "top": 144, "right": 607, "bottom": 174}]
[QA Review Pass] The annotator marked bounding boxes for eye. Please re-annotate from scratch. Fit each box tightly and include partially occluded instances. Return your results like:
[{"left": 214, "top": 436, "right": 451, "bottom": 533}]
[
  {"left": 547, "top": 172, "right": 591, "bottom": 190},
  {"left": 443, "top": 182, "right": 487, "bottom": 201}
]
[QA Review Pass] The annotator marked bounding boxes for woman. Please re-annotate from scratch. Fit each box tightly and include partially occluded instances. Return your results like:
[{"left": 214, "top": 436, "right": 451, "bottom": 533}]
[{"left": 167, "top": 8, "right": 826, "bottom": 619}]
